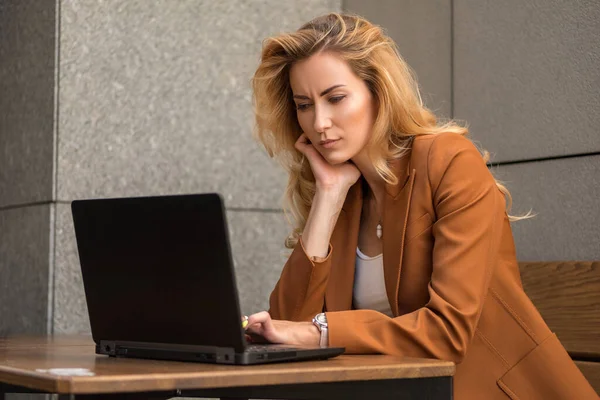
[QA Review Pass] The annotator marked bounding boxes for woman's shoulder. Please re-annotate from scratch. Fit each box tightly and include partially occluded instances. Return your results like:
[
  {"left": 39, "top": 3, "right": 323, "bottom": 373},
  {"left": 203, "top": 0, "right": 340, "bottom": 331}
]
[
  {"left": 411, "top": 132, "right": 479, "bottom": 159},
  {"left": 409, "top": 132, "right": 490, "bottom": 187}
]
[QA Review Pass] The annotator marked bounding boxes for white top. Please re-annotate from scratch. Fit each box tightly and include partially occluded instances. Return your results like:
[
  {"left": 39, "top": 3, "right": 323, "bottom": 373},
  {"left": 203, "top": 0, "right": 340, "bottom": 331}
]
[{"left": 352, "top": 247, "right": 393, "bottom": 317}]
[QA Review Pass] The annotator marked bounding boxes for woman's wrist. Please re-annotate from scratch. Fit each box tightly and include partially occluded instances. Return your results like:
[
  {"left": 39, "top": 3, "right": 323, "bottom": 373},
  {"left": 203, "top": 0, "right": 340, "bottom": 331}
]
[
  {"left": 314, "top": 186, "right": 350, "bottom": 210},
  {"left": 294, "top": 322, "right": 321, "bottom": 347}
]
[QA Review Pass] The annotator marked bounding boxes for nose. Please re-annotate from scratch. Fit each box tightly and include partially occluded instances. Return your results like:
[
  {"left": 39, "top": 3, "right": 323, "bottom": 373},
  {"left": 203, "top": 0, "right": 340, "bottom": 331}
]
[{"left": 313, "top": 105, "right": 332, "bottom": 135}]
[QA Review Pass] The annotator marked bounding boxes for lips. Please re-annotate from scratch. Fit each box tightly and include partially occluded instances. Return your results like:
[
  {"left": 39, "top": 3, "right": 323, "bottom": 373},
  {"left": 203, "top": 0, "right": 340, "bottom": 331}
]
[{"left": 319, "top": 139, "right": 340, "bottom": 149}]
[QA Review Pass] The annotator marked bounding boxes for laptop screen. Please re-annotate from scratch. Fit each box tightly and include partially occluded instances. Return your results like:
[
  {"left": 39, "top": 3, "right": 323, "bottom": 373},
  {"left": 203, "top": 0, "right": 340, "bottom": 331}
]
[{"left": 72, "top": 193, "right": 247, "bottom": 353}]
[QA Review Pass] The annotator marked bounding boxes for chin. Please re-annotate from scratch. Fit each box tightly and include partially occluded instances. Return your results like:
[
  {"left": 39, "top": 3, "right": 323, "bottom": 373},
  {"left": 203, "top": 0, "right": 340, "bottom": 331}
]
[{"left": 323, "top": 153, "right": 352, "bottom": 165}]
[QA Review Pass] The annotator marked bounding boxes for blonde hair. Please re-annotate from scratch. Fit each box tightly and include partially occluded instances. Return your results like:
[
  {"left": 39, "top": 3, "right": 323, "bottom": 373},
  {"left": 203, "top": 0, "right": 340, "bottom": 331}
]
[{"left": 252, "top": 13, "right": 529, "bottom": 248}]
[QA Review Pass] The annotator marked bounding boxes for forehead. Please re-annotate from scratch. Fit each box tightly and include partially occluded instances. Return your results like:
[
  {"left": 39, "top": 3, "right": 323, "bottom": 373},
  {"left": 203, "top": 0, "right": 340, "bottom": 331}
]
[{"left": 289, "top": 52, "right": 360, "bottom": 93}]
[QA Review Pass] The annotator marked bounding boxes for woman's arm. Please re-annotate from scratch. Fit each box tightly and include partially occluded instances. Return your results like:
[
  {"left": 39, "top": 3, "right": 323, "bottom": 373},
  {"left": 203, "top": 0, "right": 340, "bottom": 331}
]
[
  {"left": 268, "top": 189, "right": 347, "bottom": 321},
  {"left": 268, "top": 133, "right": 361, "bottom": 321}
]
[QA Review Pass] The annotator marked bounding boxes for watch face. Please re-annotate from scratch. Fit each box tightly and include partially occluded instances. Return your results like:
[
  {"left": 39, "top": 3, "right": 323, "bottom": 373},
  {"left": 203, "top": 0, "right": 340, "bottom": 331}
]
[{"left": 316, "top": 313, "right": 327, "bottom": 324}]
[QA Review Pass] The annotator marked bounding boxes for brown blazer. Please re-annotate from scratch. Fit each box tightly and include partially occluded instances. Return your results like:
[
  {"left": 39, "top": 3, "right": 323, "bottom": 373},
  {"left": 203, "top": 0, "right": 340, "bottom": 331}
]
[{"left": 269, "top": 133, "right": 597, "bottom": 399}]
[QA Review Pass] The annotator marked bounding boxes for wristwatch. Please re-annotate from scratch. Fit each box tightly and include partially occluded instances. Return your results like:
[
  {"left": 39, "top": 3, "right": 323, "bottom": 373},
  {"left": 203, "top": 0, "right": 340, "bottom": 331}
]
[{"left": 312, "top": 312, "right": 329, "bottom": 348}]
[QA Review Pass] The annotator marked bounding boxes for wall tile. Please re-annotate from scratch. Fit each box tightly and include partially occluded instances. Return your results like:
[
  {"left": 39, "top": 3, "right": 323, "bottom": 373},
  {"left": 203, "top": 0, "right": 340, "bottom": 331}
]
[
  {"left": 227, "top": 210, "right": 291, "bottom": 316},
  {"left": 493, "top": 155, "right": 600, "bottom": 261},
  {"left": 455, "top": 0, "right": 600, "bottom": 162},
  {"left": 53, "top": 203, "right": 88, "bottom": 334},
  {"left": 0, "top": 0, "right": 56, "bottom": 207},
  {"left": 0, "top": 205, "right": 51, "bottom": 335}
]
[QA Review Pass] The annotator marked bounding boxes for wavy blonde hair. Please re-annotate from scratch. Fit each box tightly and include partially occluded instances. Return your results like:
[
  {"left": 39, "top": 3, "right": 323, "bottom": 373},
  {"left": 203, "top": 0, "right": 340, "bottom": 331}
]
[{"left": 252, "top": 13, "right": 529, "bottom": 248}]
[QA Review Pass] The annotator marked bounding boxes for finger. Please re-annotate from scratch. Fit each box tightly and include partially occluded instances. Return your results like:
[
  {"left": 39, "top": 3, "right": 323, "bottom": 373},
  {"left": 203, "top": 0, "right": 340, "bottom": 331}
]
[
  {"left": 296, "top": 141, "right": 326, "bottom": 170},
  {"left": 247, "top": 311, "right": 271, "bottom": 326},
  {"left": 294, "top": 134, "right": 309, "bottom": 153},
  {"left": 246, "top": 311, "right": 275, "bottom": 337},
  {"left": 296, "top": 132, "right": 309, "bottom": 144}
]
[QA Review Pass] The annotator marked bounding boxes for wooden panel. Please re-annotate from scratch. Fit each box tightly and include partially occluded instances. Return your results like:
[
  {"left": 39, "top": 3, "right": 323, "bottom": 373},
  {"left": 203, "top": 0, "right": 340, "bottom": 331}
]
[
  {"left": 519, "top": 261, "right": 600, "bottom": 358},
  {"left": 0, "top": 336, "right": 454, "bottom": 394},
  {"left": 575, "top": 361, "right": 600, "bottom": 397}
]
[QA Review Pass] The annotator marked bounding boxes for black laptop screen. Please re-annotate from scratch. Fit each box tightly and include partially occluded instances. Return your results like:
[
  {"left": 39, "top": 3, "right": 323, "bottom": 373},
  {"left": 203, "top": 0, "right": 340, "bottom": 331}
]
[{"left": 71, "top": 193, "right": 246, "bottom": 352}]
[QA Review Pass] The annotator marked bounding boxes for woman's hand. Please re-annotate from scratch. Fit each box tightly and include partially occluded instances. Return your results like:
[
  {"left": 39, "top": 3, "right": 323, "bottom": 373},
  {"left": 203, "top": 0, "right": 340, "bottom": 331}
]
[
  {"left": 245, "top": 311, "right": 320, "bottom": 347},
  {"left": 295, "top": 133, "right": 361, "bottom": 195}
]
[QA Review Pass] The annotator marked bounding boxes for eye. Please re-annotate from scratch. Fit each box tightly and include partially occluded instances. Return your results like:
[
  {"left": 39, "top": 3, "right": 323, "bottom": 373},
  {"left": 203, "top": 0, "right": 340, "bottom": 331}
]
[
  {"left": 329, "top": 95, "right": 346, "bottom": 104},
  {"left": 296, "top": 103, "right": 312, "bottom": 111}
]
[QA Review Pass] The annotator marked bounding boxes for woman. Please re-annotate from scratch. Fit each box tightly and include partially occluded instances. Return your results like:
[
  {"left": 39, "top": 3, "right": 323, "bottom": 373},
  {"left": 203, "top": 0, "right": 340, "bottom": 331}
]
[{"left": 246, "top": 13, "right": 597, "bottom": 399}]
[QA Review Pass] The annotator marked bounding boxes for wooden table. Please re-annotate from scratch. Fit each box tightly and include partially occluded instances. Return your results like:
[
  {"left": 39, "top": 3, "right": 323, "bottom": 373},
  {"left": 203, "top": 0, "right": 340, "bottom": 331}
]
[{"left": 0, "top": 336, "right": 455, "bottom": 399}]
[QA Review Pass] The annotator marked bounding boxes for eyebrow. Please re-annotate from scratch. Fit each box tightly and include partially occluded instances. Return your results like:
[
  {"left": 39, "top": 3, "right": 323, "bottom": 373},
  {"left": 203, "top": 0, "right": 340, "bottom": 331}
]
[{"left": 292, "top": 84, "right": 346, "bottom": 100}]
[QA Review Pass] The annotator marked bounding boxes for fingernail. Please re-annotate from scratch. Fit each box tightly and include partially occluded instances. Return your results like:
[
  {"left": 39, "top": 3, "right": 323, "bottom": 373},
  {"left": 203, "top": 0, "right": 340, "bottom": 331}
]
[{"left": 242, "top": 316, "right": 249, "bottom": 329}]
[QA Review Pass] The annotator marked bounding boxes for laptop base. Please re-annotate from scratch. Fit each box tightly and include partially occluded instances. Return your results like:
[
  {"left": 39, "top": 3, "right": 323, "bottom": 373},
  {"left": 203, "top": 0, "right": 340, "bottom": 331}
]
[{"left": 98, "top": 340, "right": 344, "bottom": 365}]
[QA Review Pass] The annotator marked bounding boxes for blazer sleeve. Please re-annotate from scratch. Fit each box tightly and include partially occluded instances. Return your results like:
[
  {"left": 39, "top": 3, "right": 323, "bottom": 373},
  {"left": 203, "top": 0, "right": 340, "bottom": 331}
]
[
  {"left": 268, "top": 238, "right": 333, "bottom": 321},
  {"left": 326, "top": 133, "right": 505, "bottom": 363}
]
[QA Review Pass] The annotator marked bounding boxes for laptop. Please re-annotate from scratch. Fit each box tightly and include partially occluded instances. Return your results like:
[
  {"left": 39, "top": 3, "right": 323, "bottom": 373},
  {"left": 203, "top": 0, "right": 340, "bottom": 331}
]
[{"left": 71, "top": 193, "right": 344, "bottom": 365}]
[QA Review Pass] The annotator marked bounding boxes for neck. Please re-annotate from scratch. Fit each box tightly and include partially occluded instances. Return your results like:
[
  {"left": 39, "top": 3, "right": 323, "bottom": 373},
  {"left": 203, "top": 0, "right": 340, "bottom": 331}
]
[{"left": 351, "top": 149, "right": 386, "bottom": 208}]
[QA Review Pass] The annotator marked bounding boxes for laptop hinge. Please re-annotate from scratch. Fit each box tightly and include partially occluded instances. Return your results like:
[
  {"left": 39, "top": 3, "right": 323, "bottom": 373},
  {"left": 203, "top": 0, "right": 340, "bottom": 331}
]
[{"left": 99, "top": 340, "right": 117, "bottom": 356}]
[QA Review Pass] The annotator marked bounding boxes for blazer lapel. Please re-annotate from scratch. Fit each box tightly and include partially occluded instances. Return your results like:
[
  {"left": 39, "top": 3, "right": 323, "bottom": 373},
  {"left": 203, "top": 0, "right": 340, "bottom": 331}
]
[
  {"left": 324, "top": 180, "right": 362, "bottom": 312},
  {"left": 382, "top": 156, "right": 415, "bottom": 316}
]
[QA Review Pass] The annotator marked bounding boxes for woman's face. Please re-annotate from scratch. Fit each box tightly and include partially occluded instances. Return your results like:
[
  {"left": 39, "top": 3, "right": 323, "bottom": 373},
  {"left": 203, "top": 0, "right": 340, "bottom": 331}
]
[{"left": 289, "top": 51, "right": 377, "bottom": 165}]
